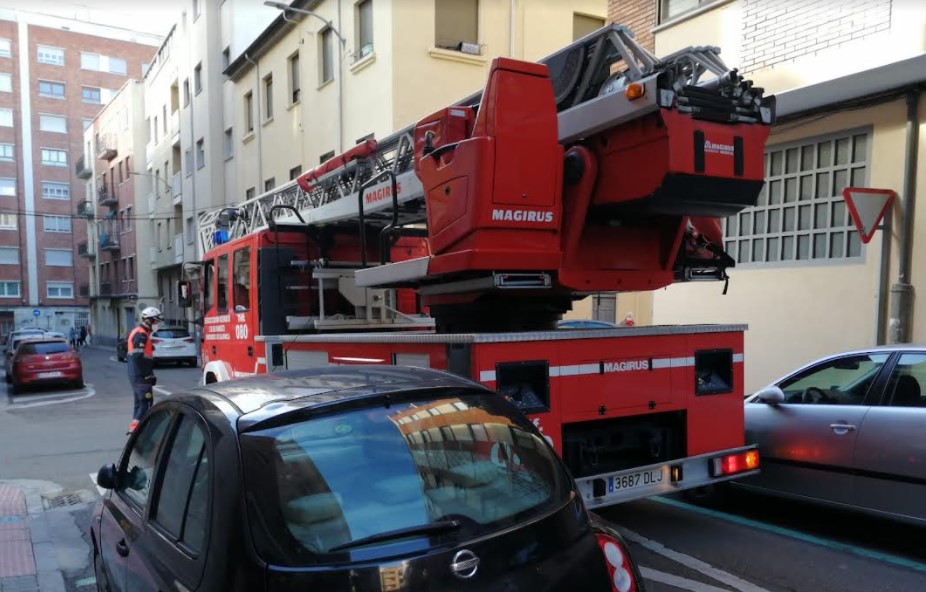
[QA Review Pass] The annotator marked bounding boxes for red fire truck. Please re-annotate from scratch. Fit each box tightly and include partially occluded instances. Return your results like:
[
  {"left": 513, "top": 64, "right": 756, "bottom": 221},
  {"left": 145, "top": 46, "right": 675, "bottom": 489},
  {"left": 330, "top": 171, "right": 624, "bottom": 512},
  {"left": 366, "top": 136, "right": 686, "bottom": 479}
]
[{"left": 187, "top": 25, "right": 776, "bottom": 508}]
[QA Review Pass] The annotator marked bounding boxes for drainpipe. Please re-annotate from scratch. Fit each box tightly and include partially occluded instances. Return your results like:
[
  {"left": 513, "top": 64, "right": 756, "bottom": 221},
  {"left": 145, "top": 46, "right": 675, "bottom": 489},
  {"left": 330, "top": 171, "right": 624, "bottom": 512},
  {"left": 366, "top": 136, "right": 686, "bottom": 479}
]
[
  {"left": 889, "top": 89, "right": 921, "bottom": 344},
  {"left": 244, "top": 52, "right": 263, "bottom": 185}
]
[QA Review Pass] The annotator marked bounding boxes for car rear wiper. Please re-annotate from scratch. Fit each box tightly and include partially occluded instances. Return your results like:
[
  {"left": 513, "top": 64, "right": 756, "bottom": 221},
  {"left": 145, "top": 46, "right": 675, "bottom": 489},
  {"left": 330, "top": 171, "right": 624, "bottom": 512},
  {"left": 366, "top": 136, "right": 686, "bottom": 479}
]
[{"left": 328, "top": 519, "right": 461, "bottom": 553}]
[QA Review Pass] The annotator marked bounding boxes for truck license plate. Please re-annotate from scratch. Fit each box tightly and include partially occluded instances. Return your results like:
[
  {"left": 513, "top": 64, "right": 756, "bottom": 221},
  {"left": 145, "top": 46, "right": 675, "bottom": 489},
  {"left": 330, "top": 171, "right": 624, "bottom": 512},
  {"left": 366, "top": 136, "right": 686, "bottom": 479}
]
[{"left": 608, "top": 468, "right": 664, "bottom": 493}]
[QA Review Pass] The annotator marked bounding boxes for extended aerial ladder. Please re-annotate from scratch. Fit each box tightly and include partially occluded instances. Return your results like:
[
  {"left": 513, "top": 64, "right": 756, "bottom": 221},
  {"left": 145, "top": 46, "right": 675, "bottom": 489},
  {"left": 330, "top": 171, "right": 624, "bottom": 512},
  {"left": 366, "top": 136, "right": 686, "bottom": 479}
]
[{"left": 198, "top": 24, "right": 775, "bottom": 333}]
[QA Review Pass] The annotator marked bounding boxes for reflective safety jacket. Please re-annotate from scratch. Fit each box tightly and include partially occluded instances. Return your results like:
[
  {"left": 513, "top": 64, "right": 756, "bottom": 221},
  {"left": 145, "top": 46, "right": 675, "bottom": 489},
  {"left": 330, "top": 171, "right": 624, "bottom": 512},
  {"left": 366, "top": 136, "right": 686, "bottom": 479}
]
[{"left": 126, "top": 324, "right": 155, "bottom": 383}]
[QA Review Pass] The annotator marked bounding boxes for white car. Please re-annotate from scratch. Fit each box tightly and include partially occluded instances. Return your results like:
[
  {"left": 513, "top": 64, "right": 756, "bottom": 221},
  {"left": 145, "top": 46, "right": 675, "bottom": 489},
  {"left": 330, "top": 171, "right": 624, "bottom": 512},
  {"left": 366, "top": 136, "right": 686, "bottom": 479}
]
[{"left": 151, "top": 326, "right": 198, "bottom": 367}]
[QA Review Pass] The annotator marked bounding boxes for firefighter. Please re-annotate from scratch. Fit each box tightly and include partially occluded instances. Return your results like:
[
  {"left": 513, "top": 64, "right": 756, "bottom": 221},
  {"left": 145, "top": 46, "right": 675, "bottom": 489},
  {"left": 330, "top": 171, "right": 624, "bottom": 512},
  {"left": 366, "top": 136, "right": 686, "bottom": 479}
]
[{"left": 126, "top": 306, "right": 164, "bottom": 434}]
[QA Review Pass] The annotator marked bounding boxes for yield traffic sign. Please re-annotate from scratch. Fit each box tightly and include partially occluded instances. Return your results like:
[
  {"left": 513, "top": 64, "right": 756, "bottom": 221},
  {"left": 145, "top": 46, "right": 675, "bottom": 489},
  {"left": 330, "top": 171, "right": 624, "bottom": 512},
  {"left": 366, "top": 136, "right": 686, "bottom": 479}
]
[{"left": 842, "top": 187, "right": 896, "bottom": 244}]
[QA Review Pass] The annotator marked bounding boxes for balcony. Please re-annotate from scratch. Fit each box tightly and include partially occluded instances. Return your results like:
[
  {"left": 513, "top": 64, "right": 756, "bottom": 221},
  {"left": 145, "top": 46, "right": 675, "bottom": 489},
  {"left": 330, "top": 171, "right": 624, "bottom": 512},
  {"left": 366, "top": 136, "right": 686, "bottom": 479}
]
[
  {"left": 99, "top": 233, "right": 120, "bottom": 252},
  {"left": 78, "top": 283, "right": 90, "bottom": 297},
  {"left": 171, "top": 111, "right": 181, "bottom": 145},
  {"left": 174, "top": 233, "right": 184, "bottom": 264},
  {"left": 99, "top": 282, "right": 113, "bottom": 296},
  {"left": 76, "top": 200, "right": 95, "bottom": 219},
  {"left": 96, "top": 134, "right": 118, "bottom": 161},
  {"left": 171, "top": 173, "right": 182, "bottom": 205},
  {"left": 98, "top": 185, "right": 118, "bottom": 207},
  {"left": 78, "top": 241, "right": 95, "bottom": 259},
  {"left": 75, "top": 156, "right": 92, "bottom": 179}
]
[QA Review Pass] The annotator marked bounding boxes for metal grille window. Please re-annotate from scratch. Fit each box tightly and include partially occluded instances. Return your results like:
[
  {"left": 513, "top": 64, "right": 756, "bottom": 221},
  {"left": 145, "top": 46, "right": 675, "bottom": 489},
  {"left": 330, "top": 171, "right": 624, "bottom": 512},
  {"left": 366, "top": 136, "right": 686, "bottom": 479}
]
[{"left": 725, "top": 130, "right": 869, "bottom": 264}]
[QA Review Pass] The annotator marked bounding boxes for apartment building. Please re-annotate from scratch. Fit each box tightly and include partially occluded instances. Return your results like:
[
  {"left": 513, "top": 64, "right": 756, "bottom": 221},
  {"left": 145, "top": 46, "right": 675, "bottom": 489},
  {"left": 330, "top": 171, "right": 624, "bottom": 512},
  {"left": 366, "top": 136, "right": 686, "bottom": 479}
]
[
  {"left": 0, "top": 8, "right": 159, "bottom": 336},
  {"left": 606, "top": 0, "right": 926, "bottom": 390},
  {"left": 81, "top": 80, "right": 158, "bottom": 343}
]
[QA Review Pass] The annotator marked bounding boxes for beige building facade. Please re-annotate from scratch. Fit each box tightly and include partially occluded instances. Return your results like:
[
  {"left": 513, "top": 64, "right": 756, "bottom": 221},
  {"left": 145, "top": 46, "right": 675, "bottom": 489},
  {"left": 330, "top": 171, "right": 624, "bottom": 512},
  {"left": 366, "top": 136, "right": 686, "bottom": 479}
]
[{"left": 604, "top": 0, "right": 926, "bottom": 391}]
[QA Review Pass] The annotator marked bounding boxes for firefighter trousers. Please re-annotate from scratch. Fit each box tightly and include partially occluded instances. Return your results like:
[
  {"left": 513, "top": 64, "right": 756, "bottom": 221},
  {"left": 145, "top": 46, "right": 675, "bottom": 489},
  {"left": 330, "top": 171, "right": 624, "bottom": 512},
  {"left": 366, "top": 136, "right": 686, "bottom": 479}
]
[{"left": 132, "top": 383, "right": 154, "bottom": 421}]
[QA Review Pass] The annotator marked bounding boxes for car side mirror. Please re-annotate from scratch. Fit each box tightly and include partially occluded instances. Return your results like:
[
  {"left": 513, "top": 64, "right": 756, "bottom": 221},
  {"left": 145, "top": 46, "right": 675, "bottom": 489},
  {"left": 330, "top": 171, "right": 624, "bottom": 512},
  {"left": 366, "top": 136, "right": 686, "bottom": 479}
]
[
  {"left": 755, "top": 386, "right": 785, "bottom": 404},
  {"left": 96, "top": 463, "right": 118, "bottom": 490}
]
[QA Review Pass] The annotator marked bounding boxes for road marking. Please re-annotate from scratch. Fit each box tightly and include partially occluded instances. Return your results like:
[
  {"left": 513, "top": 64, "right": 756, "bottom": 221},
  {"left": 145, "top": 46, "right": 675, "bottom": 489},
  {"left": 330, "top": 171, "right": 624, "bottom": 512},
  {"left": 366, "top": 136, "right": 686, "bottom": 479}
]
[
  {"left": 153, "top": 386, "right": 172, "bottom": 396},
  {"left": 620, "top": 527, "right": 772, "bottom": 592},
  {"left": 651, "top": 496, "right": 926, "bottom": 574},
  {"left": 75, "top": 577, "right": 97, "bottom": 588},
  {"left": 641, "top": 567, "right": 742, "bottom": 592},
  {"left": 5, "top": 386, "right": 96, "bottom": 409}
]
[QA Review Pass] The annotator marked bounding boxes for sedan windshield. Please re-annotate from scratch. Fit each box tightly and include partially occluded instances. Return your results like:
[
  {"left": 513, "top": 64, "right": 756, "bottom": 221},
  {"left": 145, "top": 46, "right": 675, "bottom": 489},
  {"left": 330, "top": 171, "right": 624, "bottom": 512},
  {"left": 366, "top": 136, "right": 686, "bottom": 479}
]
[{"left": 240, "top": 390, "right": 571, "bottom": 564}]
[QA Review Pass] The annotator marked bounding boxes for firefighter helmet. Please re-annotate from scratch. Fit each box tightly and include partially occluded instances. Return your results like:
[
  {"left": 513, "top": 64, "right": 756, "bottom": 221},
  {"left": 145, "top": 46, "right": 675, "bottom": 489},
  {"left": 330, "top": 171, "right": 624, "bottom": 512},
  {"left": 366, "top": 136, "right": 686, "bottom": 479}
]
[{"left": 141, "top": 306, "right": 164, "bottom": 323}]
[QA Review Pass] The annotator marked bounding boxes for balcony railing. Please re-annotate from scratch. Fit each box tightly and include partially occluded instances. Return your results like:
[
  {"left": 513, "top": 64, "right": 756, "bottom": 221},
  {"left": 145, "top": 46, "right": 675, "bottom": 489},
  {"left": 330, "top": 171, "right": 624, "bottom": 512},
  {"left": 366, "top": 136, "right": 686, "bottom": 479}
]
[
  {"left": 76, "top": 200, "right": 95, "bottom": 219},
  {"left": 79, "top": 283, "right": 90, "bottom": 297},
  {"left": 174, "top": 233, "right": 184, "bottom": 263},
  {"left": 172, "top": 172, "right": 182, "bottom": 203},
  {"left": 99, "top": 282, "right": 113, "bottom": 296},
  {"left": 98, "top": 185, "right": 118, "bottom": 207},
  {"left": 75, "top": 156, "right": 92, "bottom": 179},
  {"left": 95, "top": 133, "right": 118, "bottom": 161},
  {"left": 78, "top": 241, "right": 95, "bottom": 259}
]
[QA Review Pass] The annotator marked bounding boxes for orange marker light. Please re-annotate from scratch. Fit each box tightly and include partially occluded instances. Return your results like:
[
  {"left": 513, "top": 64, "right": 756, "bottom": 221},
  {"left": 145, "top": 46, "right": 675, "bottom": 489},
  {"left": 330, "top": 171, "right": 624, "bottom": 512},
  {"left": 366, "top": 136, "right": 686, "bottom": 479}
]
[{"left": 625, "top": 82, "right": 645, "bottom": 100}]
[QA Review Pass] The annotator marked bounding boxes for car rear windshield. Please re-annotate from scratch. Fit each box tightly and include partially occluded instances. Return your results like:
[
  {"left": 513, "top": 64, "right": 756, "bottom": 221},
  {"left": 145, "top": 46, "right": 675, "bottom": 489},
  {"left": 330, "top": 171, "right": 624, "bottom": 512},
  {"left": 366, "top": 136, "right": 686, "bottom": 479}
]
[
  {"left": 18, "top": 341, "right": 70, "bottom": 355},
  {"left": 154, "top": 329, "right": 190, "bottom": 339},
  {"left": 240, "top": 389, "right": 572, "bottom": 565}
]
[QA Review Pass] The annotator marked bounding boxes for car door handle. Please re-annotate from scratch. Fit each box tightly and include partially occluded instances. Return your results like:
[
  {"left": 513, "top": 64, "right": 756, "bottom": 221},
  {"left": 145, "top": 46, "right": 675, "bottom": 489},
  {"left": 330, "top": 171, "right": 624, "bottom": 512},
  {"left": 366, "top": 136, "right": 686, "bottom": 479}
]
[
  {"left": 116, "top": 539, "right": 129, "bottom": 557},
  {"left": 829, "top": 423, "right": 857, "bottom": 432}
]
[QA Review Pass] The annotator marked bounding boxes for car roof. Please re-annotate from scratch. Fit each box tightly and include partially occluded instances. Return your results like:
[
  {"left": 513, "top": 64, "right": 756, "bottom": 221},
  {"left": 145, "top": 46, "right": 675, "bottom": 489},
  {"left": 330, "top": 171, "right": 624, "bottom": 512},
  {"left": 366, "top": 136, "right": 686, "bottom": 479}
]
[{"left": 187, "top": 365, "right": 488, "bottom": 427}]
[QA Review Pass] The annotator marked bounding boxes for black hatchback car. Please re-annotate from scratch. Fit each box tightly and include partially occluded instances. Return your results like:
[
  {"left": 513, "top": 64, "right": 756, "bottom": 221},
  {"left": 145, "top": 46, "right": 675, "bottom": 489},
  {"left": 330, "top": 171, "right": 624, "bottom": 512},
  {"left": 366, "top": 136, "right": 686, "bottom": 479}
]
[{"left": 91, "top": 366, "right": 645, "bottom": 592}]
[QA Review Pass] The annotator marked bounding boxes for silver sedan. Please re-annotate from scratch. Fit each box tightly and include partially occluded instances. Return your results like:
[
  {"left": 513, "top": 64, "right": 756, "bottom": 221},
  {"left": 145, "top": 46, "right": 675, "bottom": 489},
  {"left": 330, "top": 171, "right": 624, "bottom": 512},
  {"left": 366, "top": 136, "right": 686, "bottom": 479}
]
[{"left": 738, "top": 345, "right": 925, "bottom": 526}]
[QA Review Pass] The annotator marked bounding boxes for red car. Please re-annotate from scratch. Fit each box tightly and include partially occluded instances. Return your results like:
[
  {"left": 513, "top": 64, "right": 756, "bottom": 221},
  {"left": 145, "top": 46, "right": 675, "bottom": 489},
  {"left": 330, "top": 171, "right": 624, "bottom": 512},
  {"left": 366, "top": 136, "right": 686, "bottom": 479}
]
[{"left": 9, "top": 338, "right": 83, "bottom": 394}]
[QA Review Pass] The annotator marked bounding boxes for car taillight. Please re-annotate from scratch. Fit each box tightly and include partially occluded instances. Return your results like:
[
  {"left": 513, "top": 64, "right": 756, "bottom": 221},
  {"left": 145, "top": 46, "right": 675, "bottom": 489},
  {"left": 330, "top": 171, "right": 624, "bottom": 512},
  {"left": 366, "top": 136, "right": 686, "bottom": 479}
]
[
  {"left": 711, "top": 450, "right": 760, "bottom": 477},
  {"left": 596, "top": 533, "right": 638, "bottom": 592},
  {"left": 152, "top": 338, "right": 163, "bottom": 344},
  {"left": 182, "top": 338, "right": 194, "bottom": 343}
]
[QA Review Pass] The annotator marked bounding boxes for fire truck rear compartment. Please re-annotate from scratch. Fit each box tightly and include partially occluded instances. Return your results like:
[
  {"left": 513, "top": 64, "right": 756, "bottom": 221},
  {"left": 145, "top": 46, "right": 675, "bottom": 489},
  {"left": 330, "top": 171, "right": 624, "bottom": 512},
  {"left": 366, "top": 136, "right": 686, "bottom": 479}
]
[{"left": 562, "top": 412, "right": 686, "bottom": 478}]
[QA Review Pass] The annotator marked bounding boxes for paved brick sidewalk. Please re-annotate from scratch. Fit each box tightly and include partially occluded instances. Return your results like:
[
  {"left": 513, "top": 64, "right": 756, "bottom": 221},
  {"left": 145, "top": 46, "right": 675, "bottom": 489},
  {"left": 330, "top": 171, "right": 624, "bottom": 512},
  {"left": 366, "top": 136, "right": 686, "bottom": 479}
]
[{"left": 0, "top": 484, "right": 65, "bottom": 592}]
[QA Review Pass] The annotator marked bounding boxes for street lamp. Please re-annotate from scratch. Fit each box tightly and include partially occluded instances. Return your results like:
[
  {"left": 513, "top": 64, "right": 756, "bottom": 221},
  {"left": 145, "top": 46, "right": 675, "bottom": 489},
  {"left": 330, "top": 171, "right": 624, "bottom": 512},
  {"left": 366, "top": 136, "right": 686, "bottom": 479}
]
[{"left": 264, "top": 0, "right": 347, "bottom": 152}]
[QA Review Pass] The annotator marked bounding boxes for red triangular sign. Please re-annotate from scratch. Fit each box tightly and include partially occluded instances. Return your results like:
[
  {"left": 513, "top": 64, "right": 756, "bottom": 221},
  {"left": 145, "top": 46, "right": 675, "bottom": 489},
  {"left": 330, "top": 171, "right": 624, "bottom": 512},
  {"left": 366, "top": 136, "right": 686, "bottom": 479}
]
[{"left": 843, "top": 187, "right": 896, "bottom": 244}]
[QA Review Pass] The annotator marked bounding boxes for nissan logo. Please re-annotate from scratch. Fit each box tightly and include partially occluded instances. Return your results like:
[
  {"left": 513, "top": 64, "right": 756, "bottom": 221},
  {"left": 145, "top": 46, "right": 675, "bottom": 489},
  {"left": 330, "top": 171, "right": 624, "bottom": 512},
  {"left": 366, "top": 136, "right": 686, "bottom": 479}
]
[{"left": 450, "top": 549, "right": 479, "bottom": 580}]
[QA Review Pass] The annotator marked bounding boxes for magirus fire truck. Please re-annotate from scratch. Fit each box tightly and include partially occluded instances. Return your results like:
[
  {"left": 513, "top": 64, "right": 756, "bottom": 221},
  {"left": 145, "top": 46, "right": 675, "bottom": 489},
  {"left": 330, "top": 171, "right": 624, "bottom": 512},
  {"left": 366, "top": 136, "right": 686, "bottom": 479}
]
[{"left": 188, "top": 24, "right": 776, "bottom": 508}]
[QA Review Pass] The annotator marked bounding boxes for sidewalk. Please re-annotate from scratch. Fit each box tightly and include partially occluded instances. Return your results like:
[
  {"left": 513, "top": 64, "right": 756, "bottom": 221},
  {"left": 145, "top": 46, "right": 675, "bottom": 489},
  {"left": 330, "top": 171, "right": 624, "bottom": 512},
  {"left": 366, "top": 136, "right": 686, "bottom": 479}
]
[{"left": 0, "top": 483, "right": 69, "bottom": 592}]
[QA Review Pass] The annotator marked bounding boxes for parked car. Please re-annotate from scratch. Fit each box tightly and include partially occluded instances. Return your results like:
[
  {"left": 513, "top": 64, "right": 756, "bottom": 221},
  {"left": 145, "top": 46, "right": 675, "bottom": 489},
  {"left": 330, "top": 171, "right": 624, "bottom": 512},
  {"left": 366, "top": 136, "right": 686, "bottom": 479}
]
[
  {"left": 739, "top": 344, "right": 926, "bottom": 526},
  {"left": 116, "top": 327, "right": 198, "bottom": 367},
  {"left": 557, "top": 319, "right": 620, "bottom": 329},
  {"left": 91, "top": 366, "right": 646, "bottom": 592},
  {"left": 151, "top": 326, "right": 198, "bottom": 367},
  {"left": 8, "top": 338, "right": 83, "bottom": 394},
  {"left": 4, "top": 331, "right": 50, "bottom": 381}
]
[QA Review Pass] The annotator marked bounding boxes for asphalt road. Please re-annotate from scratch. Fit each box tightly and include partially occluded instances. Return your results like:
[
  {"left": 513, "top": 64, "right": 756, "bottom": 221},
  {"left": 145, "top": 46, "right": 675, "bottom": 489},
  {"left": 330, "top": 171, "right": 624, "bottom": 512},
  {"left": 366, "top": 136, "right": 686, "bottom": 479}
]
[{"left": 2, "top": 346, "right": 925, "bottom": 592}]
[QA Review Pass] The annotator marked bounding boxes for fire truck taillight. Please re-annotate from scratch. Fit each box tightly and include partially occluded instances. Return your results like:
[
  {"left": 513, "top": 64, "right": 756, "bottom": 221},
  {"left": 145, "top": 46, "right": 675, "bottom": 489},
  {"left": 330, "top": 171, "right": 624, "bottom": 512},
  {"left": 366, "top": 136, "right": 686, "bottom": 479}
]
[
  {"left": 711, "top": 450, "right": 759, "bottom": 477},
  {"left": 595, "top": 533, "right": 638, "bottom": 592}
]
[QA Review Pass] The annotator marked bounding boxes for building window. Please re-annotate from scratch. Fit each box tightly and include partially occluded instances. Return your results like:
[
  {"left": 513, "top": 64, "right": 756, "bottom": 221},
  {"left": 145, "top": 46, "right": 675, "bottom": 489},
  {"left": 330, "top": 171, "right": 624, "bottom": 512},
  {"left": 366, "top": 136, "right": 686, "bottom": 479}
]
[
  {"left": 196, "top": 138, "right": 205, "bottom": 169},
  {"left": 194, "top": 63, "right": 202, "bottom": 95},
  {"left": 45, "top": 249, "right": 73, "bottom": 267},
  {"left": 0, "top": 281, "right": 19, "bottom": 297},
  {"left": 82, "top": 118, "right": 92, "bottom": 130},
  {"left": 41, "top": 181, "right": 69, "bottom": 200},
  {"left": 109, "top": 57, "right": 127, "bottom": 75},
  {"left": 320, "top": 28, "right": 334, "bottom": 84},
  {"left": 224, "top": 127, "right": 233, "bottom": 160},
  {"left": 184, "top": 148, "right": 193, "bottom": 175},
  {"left": 0, "top": 108, "right": 12, "bottom": 127},
  {"left": 38, "top": 80, "right": 65, "bottom": 99},
  {"left": 222, "top": 47, "right": 230, "bottom": 69},
  {"left": 82, "top": 86, "right": 102, "bottom": 104},
  {"left": 0, "top": 144, "right": 12, "bottom": 162},
  {"left": 289, "top": 165, "right": 301, "bottom": 180},
  {"left": 244, "top": 91, "right": 254, "bottom": 133},
  {"left": 0, "top": 247, "right": 19, "bottom": 265},
  {"left": 80, "top": 52, "right": 100, "bottom": 70},
  {"left": 183, "top": 78, "right": 191, "bottom": 107},
  {"left": 264, "top": 178, "right": 275, "bottom": 192},
  {"left": 288, "top": 52, "right": 300, "bottom": 103},
  {"left": 573, "top": 13, "right": 605, "bottom": 41},
  {"left": 43, "top": 215, "right": 71, "bottom": 233},
  {"left": 245, "top": 187, "right": 255, "bottom": 199},
  {"left": 0, "top": 213, "right": 16, "bottom": 229},
  {"left": 37, "top": 45, "right": 64, "bottom": 66},
  {"left": 47, "top": 282, "right": 74, "bottom": 299},
  {"left": 659, "top": 0, "right": 716, "bottom": 23},
  {"left": 0, "top": 178, "right": 15, "bottom": 197},
  {"left": 263, "top": 74, "right": 273, "bottom": 120},
  {"left": 435, "top": 0, "right": 478, "bottom": 52},
  {"left": 0, "top": 39, "right": 10, "bottom": 58},
  {"left": 41, "top": 148, "right": 67, "bottom": 167},
  {"left": 356, "top": 0, "right": 374, "bottom": 58},
  {"left": 725, "top": 130, "right": 870, "bottom": 265},
  {"left": 39, "top": 114, "right": 67, "bottom": 133},
  {"left": 319, "top": 150, "right": 335, "bottom": 164},
  {"left": 185, "top": 216, "right": 194, "bottom": 244},
  {"left": 0, "top": 73, "right": 10, "bottom": 93}
]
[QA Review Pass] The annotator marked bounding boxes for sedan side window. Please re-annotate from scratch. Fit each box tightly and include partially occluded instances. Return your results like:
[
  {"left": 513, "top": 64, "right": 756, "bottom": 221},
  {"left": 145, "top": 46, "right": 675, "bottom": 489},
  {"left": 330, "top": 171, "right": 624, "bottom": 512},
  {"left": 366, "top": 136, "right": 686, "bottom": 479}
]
[
  {"left": 151, "top": 415, "right": 211, "bottom": 554},
  {"left": 120, "top": 411, "right": 172, "bottom": 509},
  {"left": 884, "top": 353, "right": 926, "bottom": 407},
  {"left": 779, "top": 354, "right": 889, "bottom": 405}
]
